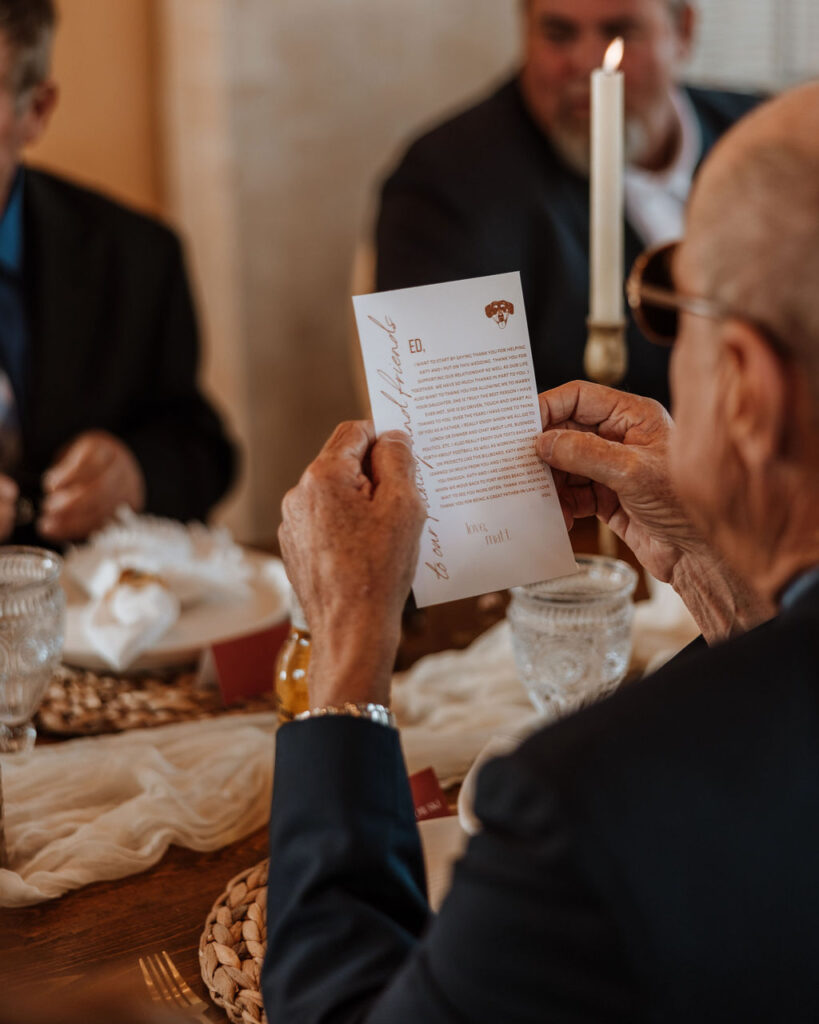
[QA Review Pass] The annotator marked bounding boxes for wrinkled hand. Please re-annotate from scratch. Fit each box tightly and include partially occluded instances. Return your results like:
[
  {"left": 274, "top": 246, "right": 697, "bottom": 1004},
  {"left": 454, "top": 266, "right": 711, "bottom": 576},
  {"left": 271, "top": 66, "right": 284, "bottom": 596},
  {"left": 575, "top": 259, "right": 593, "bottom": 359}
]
[
  {"left": 536, "top": 381, "right": 705, "bottom": 583},
  {"left": 38, "top": 431, "right": 146, "bottom": 542},
  {"left": 0, "top": 474, "right": 19, "bottom": 541},
  {"left": 536, "top": 382, "right": 773, "bottom": 642},
  {"left": 278, "top": 421, "right": 425, "bottom": 707}
]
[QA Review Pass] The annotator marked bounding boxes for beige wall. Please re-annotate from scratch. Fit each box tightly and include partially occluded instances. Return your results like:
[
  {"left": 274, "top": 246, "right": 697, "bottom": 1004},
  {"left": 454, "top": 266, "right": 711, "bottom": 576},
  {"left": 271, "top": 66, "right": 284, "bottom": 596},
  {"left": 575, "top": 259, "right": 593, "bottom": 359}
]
[
  {"left": 158, "top": 2, "right": 251, "bottom": 538},
  {"left": 161, "top": 0, "right": 520, "bottom": 543},
  {"left": 28, "top": 0, "right": 162, "bottom": 215}
]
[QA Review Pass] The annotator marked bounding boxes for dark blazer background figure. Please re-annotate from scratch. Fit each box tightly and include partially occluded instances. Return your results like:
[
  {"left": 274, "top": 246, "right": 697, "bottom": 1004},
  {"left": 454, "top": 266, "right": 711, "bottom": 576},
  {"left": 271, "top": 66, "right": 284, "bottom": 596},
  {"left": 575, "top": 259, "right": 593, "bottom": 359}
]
[
  {"left": 15, "top": 168, "right": 236, "bottom": 536},
  {"left": 376, "top": 81, "right": 759, "bottom": 408}
]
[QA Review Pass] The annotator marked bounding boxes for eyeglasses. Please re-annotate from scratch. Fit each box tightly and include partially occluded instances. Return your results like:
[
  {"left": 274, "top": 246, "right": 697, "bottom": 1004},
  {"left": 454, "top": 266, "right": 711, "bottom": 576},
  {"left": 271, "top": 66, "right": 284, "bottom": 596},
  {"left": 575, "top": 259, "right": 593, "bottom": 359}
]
[
  {"left": 626, "top": 242, "right": 790, "bottom": 357},
  {"left": 625, "top": 241, "right": 733, "bottom": 347}
]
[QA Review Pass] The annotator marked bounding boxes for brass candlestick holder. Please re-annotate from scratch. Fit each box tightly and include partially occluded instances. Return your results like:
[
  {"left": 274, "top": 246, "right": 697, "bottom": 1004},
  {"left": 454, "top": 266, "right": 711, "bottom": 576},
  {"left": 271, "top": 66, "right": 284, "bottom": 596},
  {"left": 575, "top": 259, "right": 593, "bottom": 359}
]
[{"left": 584, "top": 319, "right": 627, "bottom": 386}]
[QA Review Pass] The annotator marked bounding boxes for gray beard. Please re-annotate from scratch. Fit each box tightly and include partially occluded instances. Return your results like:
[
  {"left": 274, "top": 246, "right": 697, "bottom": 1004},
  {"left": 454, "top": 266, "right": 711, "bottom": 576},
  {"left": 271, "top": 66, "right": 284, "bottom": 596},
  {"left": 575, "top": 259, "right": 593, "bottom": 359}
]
[{"left": 548, "top": 116, "right": 655, "bottom": 177}]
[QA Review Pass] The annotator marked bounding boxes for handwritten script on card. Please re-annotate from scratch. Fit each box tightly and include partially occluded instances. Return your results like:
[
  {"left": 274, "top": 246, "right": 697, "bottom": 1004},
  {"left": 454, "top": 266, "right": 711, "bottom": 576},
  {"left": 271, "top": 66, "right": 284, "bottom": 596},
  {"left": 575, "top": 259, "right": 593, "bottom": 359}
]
[{"left": 353, "top": 272, "right": 576, "bottom": 607}]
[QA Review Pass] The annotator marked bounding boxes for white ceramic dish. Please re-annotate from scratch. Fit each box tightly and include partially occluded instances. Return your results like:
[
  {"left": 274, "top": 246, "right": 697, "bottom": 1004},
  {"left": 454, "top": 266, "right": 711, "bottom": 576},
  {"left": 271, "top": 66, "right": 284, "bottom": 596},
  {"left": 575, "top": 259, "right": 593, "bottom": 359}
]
[{"left": 62, "top": 551, "right": 290, "bottom": 672}]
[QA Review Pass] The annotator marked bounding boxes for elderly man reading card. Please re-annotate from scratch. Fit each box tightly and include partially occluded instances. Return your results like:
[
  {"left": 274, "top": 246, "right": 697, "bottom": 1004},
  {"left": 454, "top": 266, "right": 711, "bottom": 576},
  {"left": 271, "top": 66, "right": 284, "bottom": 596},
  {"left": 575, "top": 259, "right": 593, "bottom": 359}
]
[{"left": 264, "top": 83, "right": 819, "bottom": 1022}]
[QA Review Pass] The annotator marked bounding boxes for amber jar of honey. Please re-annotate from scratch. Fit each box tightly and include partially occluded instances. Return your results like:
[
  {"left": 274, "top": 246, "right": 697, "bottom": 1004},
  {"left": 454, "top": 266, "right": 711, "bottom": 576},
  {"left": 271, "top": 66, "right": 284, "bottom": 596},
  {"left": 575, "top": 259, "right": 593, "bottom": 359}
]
[{"left": 274, "top": 591, "right": 311, "bottom": 722}]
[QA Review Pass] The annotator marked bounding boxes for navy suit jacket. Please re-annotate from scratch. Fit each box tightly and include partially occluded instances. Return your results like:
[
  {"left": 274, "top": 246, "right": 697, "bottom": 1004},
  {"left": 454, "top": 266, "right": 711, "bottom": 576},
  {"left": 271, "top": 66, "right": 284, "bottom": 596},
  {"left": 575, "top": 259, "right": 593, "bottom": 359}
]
[
  {"left": 13, "top": 168, "right": 236, "bottom": 538},
  {"left": 376, "top": 80, "right": 760, "bottom": 408},
  {"left": 264, "top": 575, "right": 819, "bottom": 1022}
]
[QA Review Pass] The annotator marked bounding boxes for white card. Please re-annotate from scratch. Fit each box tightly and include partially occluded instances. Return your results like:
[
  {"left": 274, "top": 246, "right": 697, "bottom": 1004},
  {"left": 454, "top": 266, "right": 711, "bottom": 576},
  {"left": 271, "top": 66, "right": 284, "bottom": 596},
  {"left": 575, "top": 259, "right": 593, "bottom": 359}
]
[{"left": 353, "top": 272, "right": 576, "bottom": 607}]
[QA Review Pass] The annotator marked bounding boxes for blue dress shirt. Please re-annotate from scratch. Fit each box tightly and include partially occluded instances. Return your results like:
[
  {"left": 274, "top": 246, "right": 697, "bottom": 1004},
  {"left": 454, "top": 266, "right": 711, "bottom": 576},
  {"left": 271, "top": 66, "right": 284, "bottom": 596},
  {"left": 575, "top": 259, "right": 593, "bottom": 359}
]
[
  {"left": 0, "top": 166, "right": 26, "bottom": 410},
  {"left": 0, "top": 167, "right": 23, "bottom": 270},
  {"left": 781, "top": 567, "right": 819, "bottom": 611}
]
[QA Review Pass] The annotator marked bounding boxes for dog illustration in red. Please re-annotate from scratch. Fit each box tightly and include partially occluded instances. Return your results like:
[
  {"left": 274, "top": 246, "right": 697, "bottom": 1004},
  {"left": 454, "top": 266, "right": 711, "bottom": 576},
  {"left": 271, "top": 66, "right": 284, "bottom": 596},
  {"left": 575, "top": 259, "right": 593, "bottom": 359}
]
[{"left": 485, "top": 299, "right": 514, "bottom": 328}]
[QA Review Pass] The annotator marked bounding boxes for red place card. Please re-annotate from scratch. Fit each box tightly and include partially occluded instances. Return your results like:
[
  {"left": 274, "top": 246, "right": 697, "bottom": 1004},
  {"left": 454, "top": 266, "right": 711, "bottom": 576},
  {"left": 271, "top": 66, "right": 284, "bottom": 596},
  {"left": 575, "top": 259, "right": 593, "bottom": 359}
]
[
  {"left": 210, "top": 620, "right": 290, "bottom": 705},
  {"left": 409, "top": 766, "right": 453, "bottom": 821}
]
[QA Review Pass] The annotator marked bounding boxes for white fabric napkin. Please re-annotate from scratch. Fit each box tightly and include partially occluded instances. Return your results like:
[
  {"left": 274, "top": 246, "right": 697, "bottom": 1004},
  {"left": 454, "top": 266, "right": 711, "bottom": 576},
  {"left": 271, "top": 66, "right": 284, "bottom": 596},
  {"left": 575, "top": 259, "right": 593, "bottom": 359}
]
[
  {"left": 81, "top": 577, "right": 181, "bottom": 672},
  {"left": 65, "top": 508, "right": 255, "bottom": 671},
  {"left": 66, "top": 507, "right": 252, "bottom": 604}
]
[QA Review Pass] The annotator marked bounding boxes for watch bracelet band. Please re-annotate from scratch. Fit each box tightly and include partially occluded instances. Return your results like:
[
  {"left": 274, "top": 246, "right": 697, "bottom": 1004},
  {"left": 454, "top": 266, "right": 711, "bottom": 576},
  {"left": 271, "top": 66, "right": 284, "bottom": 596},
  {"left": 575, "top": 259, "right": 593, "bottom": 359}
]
[{"left": 294, "top": 701, "right": 396, "bottom": 729}]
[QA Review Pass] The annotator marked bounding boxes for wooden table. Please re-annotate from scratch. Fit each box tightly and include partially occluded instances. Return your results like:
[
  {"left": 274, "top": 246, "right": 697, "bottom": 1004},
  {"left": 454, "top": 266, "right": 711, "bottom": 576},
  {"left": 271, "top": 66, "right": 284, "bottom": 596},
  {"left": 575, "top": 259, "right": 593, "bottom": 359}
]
[{"left": 0, "top": 521, "right": 643, "bottom": 1015}]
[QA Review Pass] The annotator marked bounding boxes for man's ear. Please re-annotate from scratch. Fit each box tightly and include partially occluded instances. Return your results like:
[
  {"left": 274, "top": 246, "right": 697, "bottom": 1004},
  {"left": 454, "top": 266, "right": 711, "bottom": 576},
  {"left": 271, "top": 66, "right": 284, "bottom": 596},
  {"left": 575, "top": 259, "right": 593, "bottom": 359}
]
[
  {"left": 19, "top": 80, "right": 58, "bottom": 148},
  {"left": 718, "top": 319, "right": 788, "bottom": 471},
  {"left": 674, "top": 4, "right": 696, "bottom": 63}
]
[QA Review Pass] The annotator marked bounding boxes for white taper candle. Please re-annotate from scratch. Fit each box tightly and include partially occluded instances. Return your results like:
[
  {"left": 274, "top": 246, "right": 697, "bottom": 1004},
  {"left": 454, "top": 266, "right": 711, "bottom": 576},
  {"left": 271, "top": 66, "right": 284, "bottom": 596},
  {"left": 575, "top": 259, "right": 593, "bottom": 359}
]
[{"left": 590, "top": 38, "right": 625, "bottom": 326}]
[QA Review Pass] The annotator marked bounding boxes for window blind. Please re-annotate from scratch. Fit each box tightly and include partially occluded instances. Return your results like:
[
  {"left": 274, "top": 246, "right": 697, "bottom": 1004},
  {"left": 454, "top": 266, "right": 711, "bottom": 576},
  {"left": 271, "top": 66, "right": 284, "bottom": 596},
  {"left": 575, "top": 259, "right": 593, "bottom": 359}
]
[{"left": 687, "top": 0, "right": 818, "bottom": 91}]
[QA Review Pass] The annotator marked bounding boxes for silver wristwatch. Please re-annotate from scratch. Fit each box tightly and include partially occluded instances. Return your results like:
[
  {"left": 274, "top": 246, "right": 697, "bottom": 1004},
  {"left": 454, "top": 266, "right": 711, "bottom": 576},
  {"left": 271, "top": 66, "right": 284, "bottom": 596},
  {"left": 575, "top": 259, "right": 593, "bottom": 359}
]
[{"left": 294, "top": 701, "right": 396, "bottom": 729}]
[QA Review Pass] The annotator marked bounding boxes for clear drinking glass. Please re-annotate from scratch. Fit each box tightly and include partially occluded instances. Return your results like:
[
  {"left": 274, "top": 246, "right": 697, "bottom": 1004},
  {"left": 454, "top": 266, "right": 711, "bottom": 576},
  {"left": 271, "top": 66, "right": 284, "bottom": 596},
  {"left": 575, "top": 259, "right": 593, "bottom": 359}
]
[
  {"left": 508, "top": 555, "right": 638, "bottom": 720},
  {"left": 0, "top": 547, "right": 65, "bottom": 753}
]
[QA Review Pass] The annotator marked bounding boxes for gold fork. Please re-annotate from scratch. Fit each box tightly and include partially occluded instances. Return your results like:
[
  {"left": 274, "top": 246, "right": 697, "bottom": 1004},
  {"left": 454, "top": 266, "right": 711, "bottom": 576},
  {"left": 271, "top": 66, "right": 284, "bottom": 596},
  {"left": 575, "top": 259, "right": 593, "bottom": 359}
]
[{"left": 139, "top": 950, "right": 212, "bottom": 1022}]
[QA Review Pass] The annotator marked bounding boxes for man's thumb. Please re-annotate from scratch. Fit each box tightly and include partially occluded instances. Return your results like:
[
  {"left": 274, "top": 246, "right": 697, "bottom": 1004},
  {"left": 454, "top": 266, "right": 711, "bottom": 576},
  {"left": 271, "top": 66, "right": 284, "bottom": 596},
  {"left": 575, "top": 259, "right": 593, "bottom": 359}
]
[{"left": 536, "top": 429, "right": 631, "bottom": 489}]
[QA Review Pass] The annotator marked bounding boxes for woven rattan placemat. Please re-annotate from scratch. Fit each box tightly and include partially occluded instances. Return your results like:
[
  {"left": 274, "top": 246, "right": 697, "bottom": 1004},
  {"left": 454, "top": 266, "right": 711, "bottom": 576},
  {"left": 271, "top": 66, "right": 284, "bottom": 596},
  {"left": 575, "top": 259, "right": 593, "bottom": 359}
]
[
  {"left": 200, "top": 859, "right": 269, "bottom": 1024},
  {"left": 35, "top": 666, "right": 276, "bottom": 737}
]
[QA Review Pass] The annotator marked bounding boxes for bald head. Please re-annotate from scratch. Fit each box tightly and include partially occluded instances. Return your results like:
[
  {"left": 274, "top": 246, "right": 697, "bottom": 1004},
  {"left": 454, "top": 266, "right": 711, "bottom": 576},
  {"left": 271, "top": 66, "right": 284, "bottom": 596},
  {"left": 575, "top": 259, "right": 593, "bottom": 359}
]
[{"left": 683, "top": 83, "right": 819, "bottom": 402}]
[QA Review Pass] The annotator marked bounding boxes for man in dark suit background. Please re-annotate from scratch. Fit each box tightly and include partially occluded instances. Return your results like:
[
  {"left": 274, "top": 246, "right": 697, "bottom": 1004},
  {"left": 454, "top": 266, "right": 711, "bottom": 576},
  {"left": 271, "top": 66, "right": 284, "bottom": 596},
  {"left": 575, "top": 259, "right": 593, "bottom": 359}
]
[
  {"left": 376, "top": 0, "right": 759, "bottom": 408},
  {"left": 0, "top": 0, "right": 236, "bottom": 545},
  {"left": 264, "top": 81, "right": 819, "bottom": 1021}
]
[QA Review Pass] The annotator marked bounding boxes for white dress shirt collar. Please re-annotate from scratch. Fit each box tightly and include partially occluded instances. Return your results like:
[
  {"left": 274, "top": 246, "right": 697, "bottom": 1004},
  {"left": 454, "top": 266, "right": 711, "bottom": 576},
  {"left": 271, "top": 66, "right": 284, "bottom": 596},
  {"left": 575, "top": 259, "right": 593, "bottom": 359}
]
[{"left": 624, "top": 88, "right": 703, "bottom": 250}]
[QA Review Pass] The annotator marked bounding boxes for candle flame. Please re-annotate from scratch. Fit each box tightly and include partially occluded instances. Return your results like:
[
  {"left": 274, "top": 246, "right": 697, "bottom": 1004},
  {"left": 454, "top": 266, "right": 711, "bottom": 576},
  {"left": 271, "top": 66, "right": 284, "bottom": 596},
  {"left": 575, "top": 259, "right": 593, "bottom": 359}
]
[{"left": 603, "top": 37, "right": 624, "bottom": 73}]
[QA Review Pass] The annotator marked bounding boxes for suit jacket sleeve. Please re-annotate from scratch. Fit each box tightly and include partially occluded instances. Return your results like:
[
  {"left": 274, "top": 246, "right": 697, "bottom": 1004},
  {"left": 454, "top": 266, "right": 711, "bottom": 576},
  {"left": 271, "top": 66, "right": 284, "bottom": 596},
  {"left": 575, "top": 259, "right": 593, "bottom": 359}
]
[
  {"left": 119, "top": 235, "right": 237, "bottom": 522},
  {"left": 263, "top": 717, "right": 644, "bottom": 1023}
]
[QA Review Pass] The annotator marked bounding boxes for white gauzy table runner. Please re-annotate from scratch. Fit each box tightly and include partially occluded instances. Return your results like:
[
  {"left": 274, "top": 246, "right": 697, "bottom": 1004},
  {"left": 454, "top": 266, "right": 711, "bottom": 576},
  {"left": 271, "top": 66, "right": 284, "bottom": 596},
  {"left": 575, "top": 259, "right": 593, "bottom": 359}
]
[
  {"left": 0, "top": 582, "right": 697, "bottom": 907},
  {"left": 0, "top": 712, "right": 276, "bottom": 907},
  {"left": 0, "top": 623, "right": 528, "bottom": 908}
]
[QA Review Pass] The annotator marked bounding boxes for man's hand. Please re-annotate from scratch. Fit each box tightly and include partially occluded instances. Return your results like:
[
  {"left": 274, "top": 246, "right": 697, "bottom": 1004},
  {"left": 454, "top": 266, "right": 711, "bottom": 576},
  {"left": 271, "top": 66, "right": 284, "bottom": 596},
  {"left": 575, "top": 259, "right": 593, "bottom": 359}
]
[
  {"left": 0, "top": 474, "right": 19, "bottom": 542},
  {"left": 536, "top": 381, "right": 700, "bottom": 583},
  {"left": 38, "top": 431, "right": 146, "bottom": 542},
  {"left": 278, "top": 421, "right": 425, "bottom": 708},
  {"left": 536, "top": 382, "right": 772, "bottom": 642}
]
